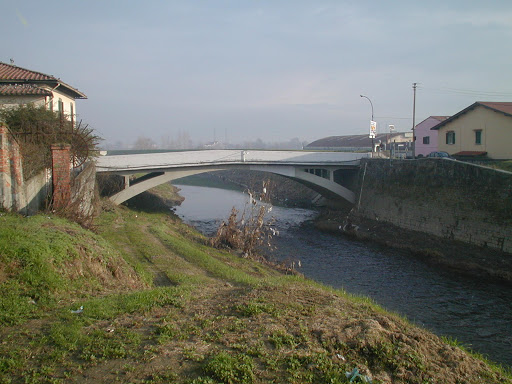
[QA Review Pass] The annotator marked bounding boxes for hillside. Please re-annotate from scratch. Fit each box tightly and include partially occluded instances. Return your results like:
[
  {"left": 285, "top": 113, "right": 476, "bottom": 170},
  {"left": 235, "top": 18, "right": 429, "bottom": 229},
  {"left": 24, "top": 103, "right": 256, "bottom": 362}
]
[{"left": 0, "top": 198, "right": 510, "bottom": 383}]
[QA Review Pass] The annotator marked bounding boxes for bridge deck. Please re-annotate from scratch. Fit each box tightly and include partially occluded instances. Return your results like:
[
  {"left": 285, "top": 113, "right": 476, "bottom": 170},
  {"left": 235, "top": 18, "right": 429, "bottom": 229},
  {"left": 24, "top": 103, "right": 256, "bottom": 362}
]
[{"left": 96, "top": 150, "right": 369, "bottom": 173}]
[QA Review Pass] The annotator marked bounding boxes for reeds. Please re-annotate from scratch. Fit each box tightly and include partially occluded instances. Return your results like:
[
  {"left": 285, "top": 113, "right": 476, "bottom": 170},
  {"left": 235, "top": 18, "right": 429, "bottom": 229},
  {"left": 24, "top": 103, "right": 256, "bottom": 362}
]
[{"left": 209, "top": 180, "right": 276, "bottom": 256}]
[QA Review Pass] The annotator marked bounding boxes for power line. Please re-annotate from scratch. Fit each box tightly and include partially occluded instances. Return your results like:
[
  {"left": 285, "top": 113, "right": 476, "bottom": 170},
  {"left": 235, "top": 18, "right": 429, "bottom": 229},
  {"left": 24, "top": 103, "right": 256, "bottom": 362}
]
[
  {"left": 419, "top": 85, "right": 512, "bottom": 98},
  {"left": 375, "top": 116, "right": 412, "bottom": 120}
]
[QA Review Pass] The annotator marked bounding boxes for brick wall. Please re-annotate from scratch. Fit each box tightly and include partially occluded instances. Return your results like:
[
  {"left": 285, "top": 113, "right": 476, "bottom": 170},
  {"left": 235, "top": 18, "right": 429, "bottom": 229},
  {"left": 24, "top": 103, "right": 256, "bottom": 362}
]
[
  {"left": 356, "top": 158, "right": 512, "bottom": 253},
  {"left": 1, "top": 128, "right": 92, "bottom": 215}
]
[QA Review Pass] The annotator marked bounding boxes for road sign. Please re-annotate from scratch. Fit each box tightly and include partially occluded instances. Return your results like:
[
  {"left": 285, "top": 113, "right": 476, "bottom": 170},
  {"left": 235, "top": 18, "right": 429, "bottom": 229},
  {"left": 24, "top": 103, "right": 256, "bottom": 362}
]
[{"left": 369, "top": 120, "right": 377, "bottom": 138}]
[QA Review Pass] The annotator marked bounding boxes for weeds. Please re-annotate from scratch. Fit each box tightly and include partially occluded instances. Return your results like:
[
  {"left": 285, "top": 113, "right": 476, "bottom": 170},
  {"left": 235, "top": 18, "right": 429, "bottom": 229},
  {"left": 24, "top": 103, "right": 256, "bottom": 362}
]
[
  {"left": 80, "top": 328, "right": 141, "bottom": 361},
  {"left": 235, "top": 300, "right": 277, "bottom": 317},
  {"left": 210, "top": 180, "right": 276, "bottom": 256},
  {"left": 269, "top": 329, "right": 298, "bottom": 349},
  {"left": 202, "top": 351, "right": 255, "bottom": 384}
]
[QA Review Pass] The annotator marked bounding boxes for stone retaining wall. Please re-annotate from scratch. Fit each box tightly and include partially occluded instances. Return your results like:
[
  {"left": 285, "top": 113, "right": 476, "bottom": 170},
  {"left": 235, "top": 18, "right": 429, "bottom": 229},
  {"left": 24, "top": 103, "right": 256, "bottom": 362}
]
[{"left": 356, "top": 158, "right": 512, "bottom": 253}]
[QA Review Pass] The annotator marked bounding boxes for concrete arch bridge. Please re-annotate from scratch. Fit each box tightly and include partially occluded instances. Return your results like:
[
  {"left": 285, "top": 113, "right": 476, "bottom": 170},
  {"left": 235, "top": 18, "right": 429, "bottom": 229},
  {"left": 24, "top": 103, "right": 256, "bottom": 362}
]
[{"left": 95, "top": 150, "right": 369, "bottom": 205}]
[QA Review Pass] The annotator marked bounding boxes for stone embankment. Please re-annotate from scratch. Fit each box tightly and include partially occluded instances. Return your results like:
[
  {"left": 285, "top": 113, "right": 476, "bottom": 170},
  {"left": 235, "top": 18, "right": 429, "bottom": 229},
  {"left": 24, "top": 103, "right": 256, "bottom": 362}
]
[
  {"left": 317, "top": 158, "right": 512, "bottom": 284},
  {"left": 316, "top": 210, "right": 512, "bottom": 285},
  {"left": 355, "top": 158, "right": 512, "bottom": 253}
]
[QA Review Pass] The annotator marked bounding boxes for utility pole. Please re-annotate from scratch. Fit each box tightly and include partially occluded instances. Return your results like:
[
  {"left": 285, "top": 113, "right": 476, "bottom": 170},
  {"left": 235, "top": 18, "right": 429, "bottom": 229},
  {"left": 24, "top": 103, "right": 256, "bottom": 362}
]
[{"left": 412, "top": 82, "right": 417, "bottom": 158}]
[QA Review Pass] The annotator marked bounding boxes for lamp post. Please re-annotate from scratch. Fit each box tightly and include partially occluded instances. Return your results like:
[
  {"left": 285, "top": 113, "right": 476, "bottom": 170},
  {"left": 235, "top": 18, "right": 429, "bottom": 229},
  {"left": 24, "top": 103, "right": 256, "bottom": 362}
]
[
  {"left": 360, "top": 94, "right": 374, "bottom": 153},
  {"left": 412, "top": 82, "right": 417, "bottom": 158}
]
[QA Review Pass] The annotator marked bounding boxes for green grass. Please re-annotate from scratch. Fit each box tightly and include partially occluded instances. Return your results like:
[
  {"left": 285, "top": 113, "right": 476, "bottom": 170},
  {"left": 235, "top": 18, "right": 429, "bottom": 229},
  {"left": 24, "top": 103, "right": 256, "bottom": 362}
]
[
  {"left": 0, "top": 213, "right": 143, "bottom": 325},
  {"left": 1, "top": 197, "right": 512, "bottom": 383},
  {"left": 201, "top": 351, "right": 255, "bottom": 384},
  {"left": 150, "top": 224, "right": 262, "bottom": 286},
  {"left": 491, "top": 160, "right": 512, "bottom": 172}
]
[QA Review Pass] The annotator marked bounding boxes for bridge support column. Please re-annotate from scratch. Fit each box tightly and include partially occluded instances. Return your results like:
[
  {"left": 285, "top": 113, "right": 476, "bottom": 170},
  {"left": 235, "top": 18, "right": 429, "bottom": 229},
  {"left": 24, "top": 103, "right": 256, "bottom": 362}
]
[{"left": 124, "top": 175, "right": 130, "bottom": 190}]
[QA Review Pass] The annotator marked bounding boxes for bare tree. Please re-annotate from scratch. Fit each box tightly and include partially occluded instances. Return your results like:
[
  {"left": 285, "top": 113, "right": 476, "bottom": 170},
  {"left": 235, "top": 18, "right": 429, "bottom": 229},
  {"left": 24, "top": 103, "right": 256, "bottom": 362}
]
[{"left": 133, "top": 136, "right": 156, "bottom": 150}]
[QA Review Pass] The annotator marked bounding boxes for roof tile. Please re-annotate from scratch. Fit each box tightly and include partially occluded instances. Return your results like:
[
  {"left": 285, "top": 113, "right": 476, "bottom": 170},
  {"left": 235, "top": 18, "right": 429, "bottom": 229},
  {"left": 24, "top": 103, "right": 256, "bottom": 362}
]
[
  {"left": 432, "top": 102, "right": 512, "bottom": 130},
  {"left": 0, "top": 62, "right": 87, "bottom": 99},
  {"left": 0, "top": 84, "right": 52, "bottom": 96},
  {"left": 478, "top": 102, "right": 512, "bottom": 116},
  {"left": 0, "top": 62, "right": 56, "bottom": 81}
]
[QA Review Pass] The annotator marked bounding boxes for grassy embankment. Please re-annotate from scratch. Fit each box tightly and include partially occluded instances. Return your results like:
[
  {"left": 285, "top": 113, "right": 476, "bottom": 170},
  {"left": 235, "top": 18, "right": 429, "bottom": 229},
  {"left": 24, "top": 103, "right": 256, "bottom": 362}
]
[
  {"left": 1, "top": 185, "right": 511, "bottom": 383},
  {"left": 492, "top": 160, "right": 512, "bottom": 172}
]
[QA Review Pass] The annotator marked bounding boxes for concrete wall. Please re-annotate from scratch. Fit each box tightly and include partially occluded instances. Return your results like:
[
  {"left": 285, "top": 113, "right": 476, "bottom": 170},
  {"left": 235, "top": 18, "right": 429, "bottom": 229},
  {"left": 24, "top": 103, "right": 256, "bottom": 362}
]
[
  {"left": 437, "top": 106, "right": 512, "bottom": 159},
  {"left": 71, "top": 161, "right": 97, "bottom": 218},
  {"left": 22, "top": 170, "right": 51, "bottom": 214},
  {"left": 0, "top": 125, "right": 26, "bottom": 211},
  {"left": 356, "top": 158, "right": 512, "bottom": 253}
]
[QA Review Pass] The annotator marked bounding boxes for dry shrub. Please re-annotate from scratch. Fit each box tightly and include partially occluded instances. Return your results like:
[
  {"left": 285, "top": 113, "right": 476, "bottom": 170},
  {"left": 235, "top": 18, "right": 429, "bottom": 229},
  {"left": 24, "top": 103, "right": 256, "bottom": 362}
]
[
  {"left": 210, "top": 180, "right": 276, "bottom": 256},
  {"left": 49, "top": 193, "right": 98, "bottom": 230},
  {"left": 0, "top": 104, "right": 101, "bottom": 179},
  {"left": 50, "top": 164, "right": 100, "bottom": 229}
]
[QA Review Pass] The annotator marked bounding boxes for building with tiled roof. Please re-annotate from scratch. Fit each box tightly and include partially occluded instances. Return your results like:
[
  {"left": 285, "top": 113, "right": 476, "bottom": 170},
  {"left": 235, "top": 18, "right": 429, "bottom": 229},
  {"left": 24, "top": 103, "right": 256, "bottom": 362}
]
[
  {"left": 414, "top": 116, "right": 450, "bottom": 157},
  {"left": 306, "top": 132, "right": 412, "bottom": 152},
  {"left": 431, "top": 101, "right": 512, "bottom": 159},
  {"left": 0, "top": 62, "right": 86, "bottom": 124}
]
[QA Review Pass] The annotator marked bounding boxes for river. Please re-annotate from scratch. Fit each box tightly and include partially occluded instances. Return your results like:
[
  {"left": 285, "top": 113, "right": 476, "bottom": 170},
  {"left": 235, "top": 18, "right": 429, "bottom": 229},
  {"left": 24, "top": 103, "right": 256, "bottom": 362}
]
[{"left": 173, "top": 184, "right": 512, "bottom": 367}]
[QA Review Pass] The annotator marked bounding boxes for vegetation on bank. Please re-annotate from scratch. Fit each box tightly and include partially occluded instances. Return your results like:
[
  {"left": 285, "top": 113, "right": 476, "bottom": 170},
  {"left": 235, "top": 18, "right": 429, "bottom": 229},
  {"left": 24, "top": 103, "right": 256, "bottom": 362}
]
[
  {"left": 492, "top": 160, "right": 512, "bottom": 173},
  {"left": 0, "top": 194, "right": 511, "bottom": 383},
  {"left": 0, "top": 104, "right": 101, "bottom": 178}
]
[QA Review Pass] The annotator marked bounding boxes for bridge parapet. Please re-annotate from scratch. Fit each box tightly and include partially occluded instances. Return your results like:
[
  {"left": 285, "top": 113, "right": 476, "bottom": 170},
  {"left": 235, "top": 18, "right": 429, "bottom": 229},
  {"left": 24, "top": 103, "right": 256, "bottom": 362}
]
[
  {"left": 96, "top": 150, "right": 368, "bottom": 205},
  {"left": 96, "top": 150, "right": 368, "bottom": 174}
]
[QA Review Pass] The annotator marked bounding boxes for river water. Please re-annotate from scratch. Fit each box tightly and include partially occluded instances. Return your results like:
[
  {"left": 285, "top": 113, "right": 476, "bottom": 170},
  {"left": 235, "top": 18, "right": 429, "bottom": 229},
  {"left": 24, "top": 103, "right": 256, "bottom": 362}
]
[{"left": 173, "top": 184, "right": 512, "bottom": 367}]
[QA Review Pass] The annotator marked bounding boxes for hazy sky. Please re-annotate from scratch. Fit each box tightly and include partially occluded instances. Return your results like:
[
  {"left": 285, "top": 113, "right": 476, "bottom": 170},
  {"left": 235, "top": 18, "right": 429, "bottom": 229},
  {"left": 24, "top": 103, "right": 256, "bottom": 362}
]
[{"left": 2, "top": 1, "right": 512, "bottom": 147}]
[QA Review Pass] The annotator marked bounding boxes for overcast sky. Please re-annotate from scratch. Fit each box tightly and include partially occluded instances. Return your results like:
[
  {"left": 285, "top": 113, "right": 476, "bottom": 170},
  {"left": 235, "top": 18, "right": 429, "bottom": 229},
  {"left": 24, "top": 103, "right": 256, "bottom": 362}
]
[{"left": 2, "top": 1, "right": 512, "bottom": 147}]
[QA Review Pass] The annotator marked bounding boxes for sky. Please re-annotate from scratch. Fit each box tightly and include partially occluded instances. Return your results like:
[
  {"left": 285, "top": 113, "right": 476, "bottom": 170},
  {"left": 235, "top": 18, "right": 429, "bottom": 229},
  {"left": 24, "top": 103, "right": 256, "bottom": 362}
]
[{"left": 2, "top": 0, "right": 512, "bottom": 148}]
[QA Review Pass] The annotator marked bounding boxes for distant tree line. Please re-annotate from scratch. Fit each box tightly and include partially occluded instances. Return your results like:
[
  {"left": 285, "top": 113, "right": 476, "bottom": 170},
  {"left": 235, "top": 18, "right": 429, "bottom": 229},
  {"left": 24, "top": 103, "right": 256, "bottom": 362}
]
[{"left": 127, "top": 134, "right": 306, "bottom": 151}]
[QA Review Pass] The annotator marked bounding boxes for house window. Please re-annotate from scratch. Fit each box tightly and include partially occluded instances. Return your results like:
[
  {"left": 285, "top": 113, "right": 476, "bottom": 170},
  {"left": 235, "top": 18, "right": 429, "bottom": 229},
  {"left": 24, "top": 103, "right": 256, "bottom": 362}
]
[
  {"left": 475, "top": 130, "right": 482, "bottom": 145},
  {"left": 49, "top": 97, "right": 53, "bottom": 111},
  {"left": 70, "top": 103, "right": 74, "bottom": 126},
  {"left": 446, "top": 131, "right": 455, "bottom": 145},
  {"left": 423, "top": 136, "right": 430, "bottom": 145},
  {"left": 58, "top": 98, "right": 63, "bottom": 116}
]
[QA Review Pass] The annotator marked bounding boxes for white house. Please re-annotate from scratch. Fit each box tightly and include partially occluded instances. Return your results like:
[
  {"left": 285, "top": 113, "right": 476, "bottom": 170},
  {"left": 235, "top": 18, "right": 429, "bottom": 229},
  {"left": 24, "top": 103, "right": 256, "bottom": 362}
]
[{"left": 0, "top": 62, "right": 87, "bottom": 124}]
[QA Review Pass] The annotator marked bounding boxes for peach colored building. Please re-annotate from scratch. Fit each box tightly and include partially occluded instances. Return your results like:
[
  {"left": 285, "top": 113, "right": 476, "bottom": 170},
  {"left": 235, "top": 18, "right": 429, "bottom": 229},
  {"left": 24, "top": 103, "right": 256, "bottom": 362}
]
[
  {"left": 432, "top": 102, "right": 512, "bottom": 160},
  {"left": 0, "top": 62, "right": 86, "bottom": 124}
]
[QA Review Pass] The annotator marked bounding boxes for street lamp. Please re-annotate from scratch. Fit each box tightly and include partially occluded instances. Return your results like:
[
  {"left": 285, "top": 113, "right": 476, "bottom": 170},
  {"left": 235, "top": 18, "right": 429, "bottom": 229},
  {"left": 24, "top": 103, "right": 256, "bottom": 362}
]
[{"left": 360, "top": 94, "right": 374, "bottom": 153}]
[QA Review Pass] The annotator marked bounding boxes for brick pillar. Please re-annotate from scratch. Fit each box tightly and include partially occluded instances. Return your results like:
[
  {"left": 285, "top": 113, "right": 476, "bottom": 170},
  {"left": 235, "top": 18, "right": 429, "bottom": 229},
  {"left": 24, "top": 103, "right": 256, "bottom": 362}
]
[{"left": 51, "top": 144, "right": 71, "bottom": 209}]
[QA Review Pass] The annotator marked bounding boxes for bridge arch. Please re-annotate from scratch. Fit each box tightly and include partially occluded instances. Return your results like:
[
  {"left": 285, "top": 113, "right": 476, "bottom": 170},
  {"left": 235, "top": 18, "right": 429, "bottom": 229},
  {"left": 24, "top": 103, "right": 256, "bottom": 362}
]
[{"left": 106, "top": 164, "right": 356, "bottom": 205}]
